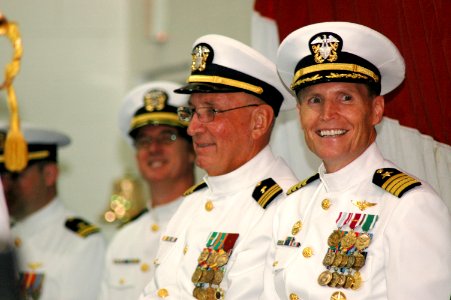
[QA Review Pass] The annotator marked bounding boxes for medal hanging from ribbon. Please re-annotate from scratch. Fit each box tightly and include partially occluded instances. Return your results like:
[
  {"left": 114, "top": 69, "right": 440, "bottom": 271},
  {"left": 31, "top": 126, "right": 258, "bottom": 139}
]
[
  {"left": 318, "top": 211, "right": 379, "bottom": 290},
  {"left": 191, "top": 232, "right": 239, "bottom": 300}
]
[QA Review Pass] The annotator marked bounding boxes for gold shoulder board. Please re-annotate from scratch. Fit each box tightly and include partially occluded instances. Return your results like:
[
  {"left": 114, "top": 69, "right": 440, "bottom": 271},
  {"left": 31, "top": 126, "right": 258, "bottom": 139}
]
[
  {"left": 183, "top": 181, "right": 207, "bottom": 196},
  {"left": 372, "top": 168, "right": 421, "bottom": 198},
  {"left": 65, "top": 217, "right": 100, "bottom": 238},
  {"left": 287, "top": 173, "right": 320, "bottom": 195},
  {"left": 252, "top": 178, "right": 282, "bottom": 209}
]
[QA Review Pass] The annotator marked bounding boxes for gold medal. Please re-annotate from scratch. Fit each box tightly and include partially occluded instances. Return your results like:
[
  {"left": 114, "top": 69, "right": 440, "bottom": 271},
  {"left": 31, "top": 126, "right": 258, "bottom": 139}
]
[
  {"left": 193, "top": 287, "right": 202, "bottom": 298},
  {"left": 351, "top": 271, "right": 362, "bottom": 290},
  {"left": 212, "top": 269, "right": 224, "bottom": 285},
  {"left": 332, "top": 252, "right": 343, "bottom": 267},
  {"left": 191, "top": 268, "right": 203, "bottom": 284},
  {"left": 353, "top": 252, "right": 366, "bottom": 270},
  {"left": 340, "top": 231, "right": 357, "bottom": 249},
  {"left": 196, "top": 288, "right": 208, "bottom": 300},
  {"left": 317, "top": 270, "right": 333, "bottom": 286},
  {"left": 355, "top": 233, "right": 371, "bottom": 251},
  {"left": 206, "top": 251, "right": 217, "bottom": 266},
  {"left": 339, "top": 253, "right": 349, "bottom": 268},
  {"left": 328, "top": 272, "right": 340, "bottom": 287},
  {"left": 344, "top": 274, "right": 354, "bottom": 289},
  {"left": 345, "top": 254, "right": 356, "bottom": 268},
  {"left": 200, "top": 269, "right": 215, "bottom": 284},
  {"left": 205, "top": 287, "right": 216, "bottom": 300},
  {"left": 292, "top": 220, "right": 302, "bottom": 235},
  {"left": 215, "top": 252, "right": 229, "bottom": 267},
  {"left": 337, "top": 273, "right": 347, "bottom": 288},
  {"left": 322, "top": 249, "right": 336, "bottom": 267},
  {"left": 198, "top": 249, "right": 210, "bottom": 263},
  {"left": 331, "top": 291, "right": 347, "bottom": 300},
  {"left": 327, "top": 230, "right": 341, "bottom": 248}
]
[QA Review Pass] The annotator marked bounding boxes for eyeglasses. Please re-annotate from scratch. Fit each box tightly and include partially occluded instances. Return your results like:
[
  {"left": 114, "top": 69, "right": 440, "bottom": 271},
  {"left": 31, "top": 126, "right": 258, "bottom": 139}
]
[
  {"left": 134, "top": 132, "right": 178, "bottom": 149},
  {"left": 177, "top": 104, "right": 260, "bottom": 123}
]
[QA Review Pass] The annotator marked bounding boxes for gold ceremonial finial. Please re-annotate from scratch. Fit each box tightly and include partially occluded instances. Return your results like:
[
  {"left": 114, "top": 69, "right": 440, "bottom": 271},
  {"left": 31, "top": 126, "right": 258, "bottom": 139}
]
[
  {"left": 103, "top": 173, "right": 146, "bottom": 224},
  {"left": 0, "top": 12, "right": 28, "bottom": 172}
]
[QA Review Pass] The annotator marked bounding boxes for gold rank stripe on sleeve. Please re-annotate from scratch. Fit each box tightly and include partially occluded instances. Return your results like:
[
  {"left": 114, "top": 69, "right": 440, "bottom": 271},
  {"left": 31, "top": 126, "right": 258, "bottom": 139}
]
[
  {"left": 183, "top": 181, "right": 207, "bottom": 196},
  {"left": 287, "top": 173, "right": 320, "bottom": 195},
  {"left": 65, "top": 217, "right": 100, "bottom": 238},
  {"left": 372, "top": 168, "right": 422, "bottom": 198},
  {"left": 252, "top": 178, "right": 282, "bottom": 209}
]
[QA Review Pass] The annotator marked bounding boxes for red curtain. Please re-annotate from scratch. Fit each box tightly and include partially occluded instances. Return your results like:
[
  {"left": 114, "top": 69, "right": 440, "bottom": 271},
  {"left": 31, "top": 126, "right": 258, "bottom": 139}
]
[{"left": 254, "top": 0, "right": 450, "bottom": 145}]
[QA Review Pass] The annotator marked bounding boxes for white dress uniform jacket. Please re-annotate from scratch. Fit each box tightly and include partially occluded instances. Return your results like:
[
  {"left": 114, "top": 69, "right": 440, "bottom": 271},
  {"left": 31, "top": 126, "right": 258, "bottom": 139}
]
[
  {"left": 99, "top": 197, "right": 183, "bottom": 300},
  {"left": 140, "top": 146, "right": 298, "bottom": 299},
  {"left": 261, "top": 143, "right": 451, "bottom": 300},
  {"left": 11, "top": 198, "right": 106, "bottom": 300}
]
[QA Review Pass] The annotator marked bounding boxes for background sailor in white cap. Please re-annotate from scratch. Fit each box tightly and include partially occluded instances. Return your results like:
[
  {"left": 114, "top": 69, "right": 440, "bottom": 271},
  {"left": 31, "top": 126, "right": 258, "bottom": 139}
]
[
  {"left": 261, "top": 21, "right": 451, "bottom": 300},
  {"left": 139, "top": 34, "right": 297, "bottom": 300},
  {"left": 99, "top": 81, "right": 196, "bottom": 300},
  {"left": 0, "top": 124, "right": 106, "bottom": 300}
]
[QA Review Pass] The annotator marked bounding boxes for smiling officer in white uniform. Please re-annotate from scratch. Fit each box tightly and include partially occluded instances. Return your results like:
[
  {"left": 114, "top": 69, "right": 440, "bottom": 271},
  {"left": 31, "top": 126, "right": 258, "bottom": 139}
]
[
  {"left": 139, "top": 34, "right": 298, "bottom": 299},
  {"left": 260, "top": 21, "right": 451, "bottom": 300}
]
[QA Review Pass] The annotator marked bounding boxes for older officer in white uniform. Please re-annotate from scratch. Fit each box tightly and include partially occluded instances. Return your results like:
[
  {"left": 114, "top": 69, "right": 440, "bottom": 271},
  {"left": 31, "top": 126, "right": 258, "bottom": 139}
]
[
  {"left": 99, "top": 81, "right": 196, "bottom": 300},
  {"left": 139, "top": 34, "right": 298, "bottom": 299},
  {"left": 0, "top": 125, "right": 106, "bottom": 300},
  {"left": 260, "top": 22, "right": 451, "bottom": 300}
]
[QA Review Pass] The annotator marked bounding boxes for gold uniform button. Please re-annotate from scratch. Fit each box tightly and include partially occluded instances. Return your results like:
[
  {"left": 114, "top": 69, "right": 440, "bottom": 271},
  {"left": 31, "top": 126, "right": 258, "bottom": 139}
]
[
  {"left": 331, "top": 291, "right": 346, "bottom": 300},
  {"left": 321, "top": 199, "right": 331, "bottom": 210},
  {"left": 289, "top": 293, "right": 300, "bottom": 300},
  {"left": 183, "top": 245, "right": 188, "bottom": 254},
  {"left": 157, "top": 288, "right": 169, "bottom": 298},
  {"left": 151, "top": 223, "right": 160, "bottom": 232},
  {"left": 272, "top": 261, "right": 278, "bottom": 267},
  {"left": 119, "top": 278, "right": 125, "bottom": 285},
  {"left": 205, "top": 200, "right": 214, "bottom": 211},
  {"left": 302, "top": 247, "right": 314, "bottom": 258},
  {"left": 14, "top": 237, "right": 21, "bottom": 248},
  {"left": 140, "top": 263, "right": 149, "bottom": 272}
]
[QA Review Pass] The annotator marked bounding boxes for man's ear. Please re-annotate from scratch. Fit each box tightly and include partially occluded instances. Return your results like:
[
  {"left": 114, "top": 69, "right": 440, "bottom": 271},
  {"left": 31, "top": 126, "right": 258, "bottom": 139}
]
[
  {"left": 372, "top": 95, "right": 385, "bottom": 126},
  {"left": 43, "top": 163, "right": 59, "bottom": 187},
  {"left": 251, "top": 104, "right": 274, "bottom": 139}
]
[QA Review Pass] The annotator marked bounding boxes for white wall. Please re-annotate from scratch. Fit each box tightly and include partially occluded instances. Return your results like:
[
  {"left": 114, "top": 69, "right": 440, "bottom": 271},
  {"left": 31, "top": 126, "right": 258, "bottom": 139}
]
[{"left": 0, "top": 0, "right": 254, "bottom": 239}]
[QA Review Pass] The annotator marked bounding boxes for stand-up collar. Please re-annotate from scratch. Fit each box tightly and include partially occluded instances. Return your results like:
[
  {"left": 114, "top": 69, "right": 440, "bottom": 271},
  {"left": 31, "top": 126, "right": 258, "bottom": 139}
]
[
  {"left": 319, "top": 143, "right": 384, "bottom": 192},
  {"left": 204, "top": 146, "right": 276, "bottom": 196}
]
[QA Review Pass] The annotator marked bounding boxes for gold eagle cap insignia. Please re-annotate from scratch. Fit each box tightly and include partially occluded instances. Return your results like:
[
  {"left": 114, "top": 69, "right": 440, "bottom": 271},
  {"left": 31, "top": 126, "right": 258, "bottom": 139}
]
[{"left": 352, "top": 200, "right": 377, "bottom": 211}]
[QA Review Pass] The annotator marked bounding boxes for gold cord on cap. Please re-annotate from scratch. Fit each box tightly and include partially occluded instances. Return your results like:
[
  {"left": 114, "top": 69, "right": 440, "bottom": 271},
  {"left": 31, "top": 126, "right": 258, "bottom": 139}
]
[{"left": 0, "top": 12, "right": 28, "bottom": 172}]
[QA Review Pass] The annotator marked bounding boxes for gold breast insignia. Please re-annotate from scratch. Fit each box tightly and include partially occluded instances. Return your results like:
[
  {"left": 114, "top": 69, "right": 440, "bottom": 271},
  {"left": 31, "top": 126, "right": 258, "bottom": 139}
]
[{"left": 351, "top": 200, "right": 377, "bottom": 211}]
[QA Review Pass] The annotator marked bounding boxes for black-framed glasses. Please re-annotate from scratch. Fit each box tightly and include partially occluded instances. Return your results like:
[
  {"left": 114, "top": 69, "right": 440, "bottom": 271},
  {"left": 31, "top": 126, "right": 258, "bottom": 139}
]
[
  {"left": 134, "top": 132, "right": 178, "bottom": 149},
  {"left": 177, "top": 104, "right": 260, "bottom": 123}
]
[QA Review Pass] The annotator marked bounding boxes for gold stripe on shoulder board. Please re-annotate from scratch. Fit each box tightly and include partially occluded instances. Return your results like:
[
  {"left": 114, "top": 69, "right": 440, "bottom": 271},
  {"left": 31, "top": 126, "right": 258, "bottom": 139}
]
[
  {"left": 372, "top": 168, "right": 421, "bottom": 198},
  {"left": 287, "top": 173, "right": 320, "bottom": 195},
  {"left": 183, "top": 181, "right": 207, "bottom": 196},
  {"left": 252, "top": 178, "right": 282, "bottom": 209}
]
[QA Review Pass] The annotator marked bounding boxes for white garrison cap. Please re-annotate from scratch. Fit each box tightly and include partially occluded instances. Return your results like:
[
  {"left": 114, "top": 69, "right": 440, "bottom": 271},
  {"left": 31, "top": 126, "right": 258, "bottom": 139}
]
[
  {"left": 0, "top": 123, "right": 70, "bottom": 169},
  {"left": 175, "top": 34, "right": 296, "bottom": 115},
  {"left": 277, "top": 21, "right": 405, "bottom": 96},
  {"left": 118, "top": 81, "right": 190, "bottom": 145}
]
